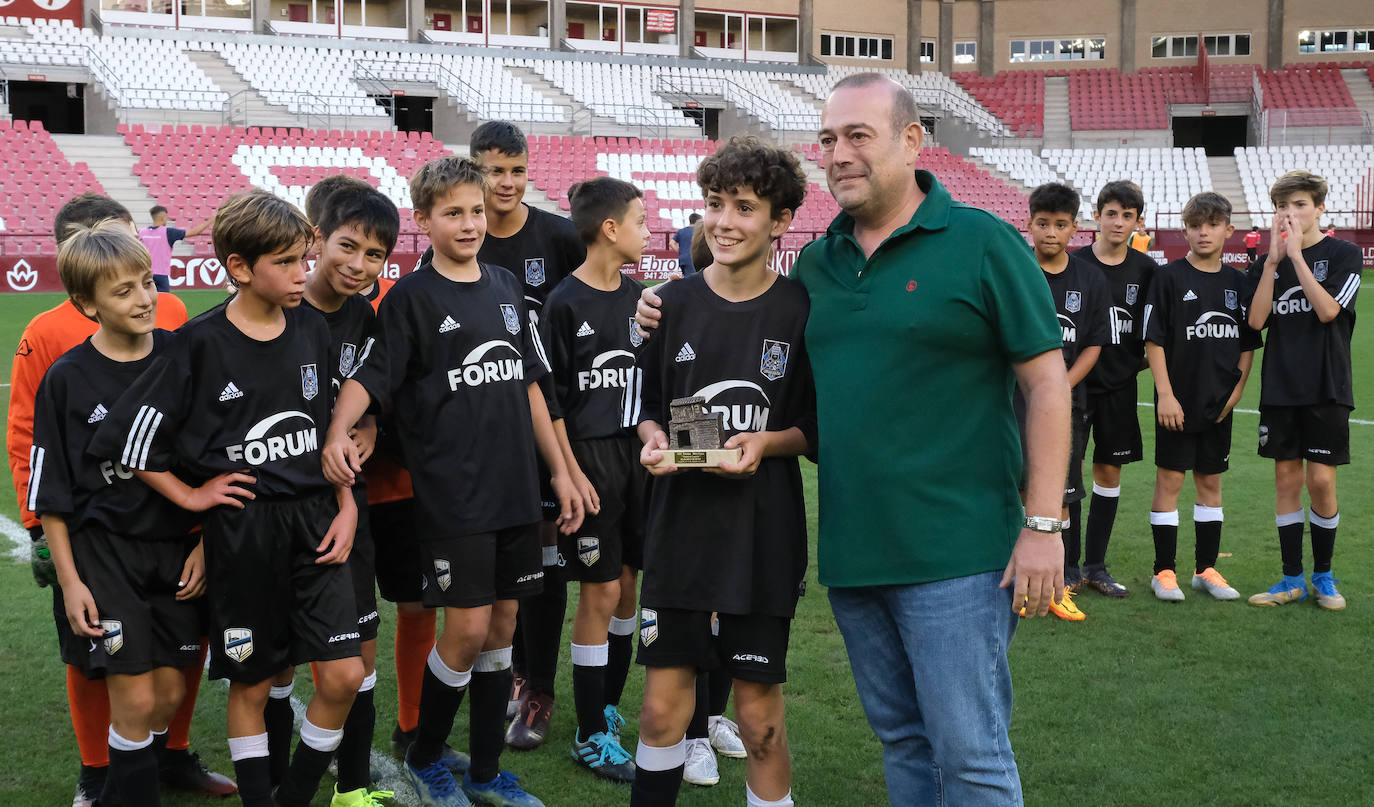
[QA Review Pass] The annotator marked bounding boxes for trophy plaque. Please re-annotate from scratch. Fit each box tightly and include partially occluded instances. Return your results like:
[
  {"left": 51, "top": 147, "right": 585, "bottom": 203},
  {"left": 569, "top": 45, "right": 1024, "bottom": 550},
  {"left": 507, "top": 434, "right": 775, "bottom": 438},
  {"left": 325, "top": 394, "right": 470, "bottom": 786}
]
[{"left": 656, "top": 395, "right": 743, "bottom": 468}]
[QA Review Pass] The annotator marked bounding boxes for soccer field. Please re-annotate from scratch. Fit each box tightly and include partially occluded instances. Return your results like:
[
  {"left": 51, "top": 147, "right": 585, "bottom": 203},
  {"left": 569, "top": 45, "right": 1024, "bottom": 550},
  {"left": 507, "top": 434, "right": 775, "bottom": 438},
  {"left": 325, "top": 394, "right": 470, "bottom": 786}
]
[{"left": 0, "top": 289, "right": 1369, "bottom": 807}]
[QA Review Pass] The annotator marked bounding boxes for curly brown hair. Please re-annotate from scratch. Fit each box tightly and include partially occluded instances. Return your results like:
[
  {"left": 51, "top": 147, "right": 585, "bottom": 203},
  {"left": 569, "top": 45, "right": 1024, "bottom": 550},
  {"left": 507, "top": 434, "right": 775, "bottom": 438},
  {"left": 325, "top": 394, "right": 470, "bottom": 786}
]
[{"left": 696, "top": 136, "right": 807, "bottom": 219}]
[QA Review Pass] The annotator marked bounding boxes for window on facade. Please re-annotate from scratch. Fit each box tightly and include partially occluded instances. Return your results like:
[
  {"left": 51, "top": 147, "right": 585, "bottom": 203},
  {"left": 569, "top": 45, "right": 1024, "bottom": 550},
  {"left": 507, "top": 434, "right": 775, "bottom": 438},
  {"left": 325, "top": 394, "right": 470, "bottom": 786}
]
[
  {"left": 920, "top": 40, "right": 935, "bottom": 63},
  {"left": 1154, "top": 32, "right": 1250, "bottom": 58},
  {"left": 954, "top": 40, "right": 976, "bottom": 64},
  {"left": 821, "top": 32, "right": 894, "bottom": 61},
  {"left": 1301, "top": 28, "right": 1374, "bottom": 53}
]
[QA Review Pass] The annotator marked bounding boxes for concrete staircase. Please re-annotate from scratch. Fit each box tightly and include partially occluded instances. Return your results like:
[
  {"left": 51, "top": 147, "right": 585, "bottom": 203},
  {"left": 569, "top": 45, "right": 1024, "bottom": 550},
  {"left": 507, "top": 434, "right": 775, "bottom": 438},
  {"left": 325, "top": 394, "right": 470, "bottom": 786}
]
[
  {"left": 1043, "top": 76, "right": 1071, "bottom": 149},
  {"left": 186, "top": 50, "right": 299, "bottom": 129},
  {"left": 1206, "top": 155, "right": 1255, "bottom": 228},
  {"left": 48, "top": 133, "right": 167, "bottom": 237},
  {"left": 1340, "top": 68, "right": 1374, "bottom": 124},
  {"left": 772, "top": 80, "right": 823, "bottom": 112}
]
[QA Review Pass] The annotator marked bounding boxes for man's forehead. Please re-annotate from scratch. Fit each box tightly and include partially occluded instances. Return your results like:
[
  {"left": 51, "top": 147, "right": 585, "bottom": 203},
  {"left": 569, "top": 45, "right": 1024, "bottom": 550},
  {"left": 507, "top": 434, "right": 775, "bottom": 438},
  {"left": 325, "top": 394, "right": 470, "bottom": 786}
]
[{"left": 821, "top": 85, "right": 893, "bottom": 128}]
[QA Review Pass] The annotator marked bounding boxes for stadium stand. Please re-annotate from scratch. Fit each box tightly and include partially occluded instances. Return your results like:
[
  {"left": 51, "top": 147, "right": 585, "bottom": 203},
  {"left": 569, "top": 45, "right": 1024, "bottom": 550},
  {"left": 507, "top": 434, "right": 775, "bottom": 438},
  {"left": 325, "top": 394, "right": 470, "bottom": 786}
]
[
  {"left": 214, "top": 42, "right": 389, "bottom": 119},
  {"left": 970, "top": 147, "right": 1064, "bottom": 190},
  {"left": 0, "top": 119, "right": 105, "bottom": 252},
  {"left": 1235, "top": 144, "right": 1374, "bottom": 228},
  {"left": 953, "top": 71, "right": 1048, "bottom": 137},
  {"left": 1043, "top": 147, "right": 1211, "bottom": 226},
  {"left": 1258, "top": 64, "right": 1363, "bottom": 126}
]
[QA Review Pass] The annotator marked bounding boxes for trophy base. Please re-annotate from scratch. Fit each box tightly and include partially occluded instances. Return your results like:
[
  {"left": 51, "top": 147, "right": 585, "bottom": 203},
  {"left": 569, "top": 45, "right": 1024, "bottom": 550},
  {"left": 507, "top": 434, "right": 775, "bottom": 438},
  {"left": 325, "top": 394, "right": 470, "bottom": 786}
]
[{"left": 656, "top": 448, "right": 743, "bottom": 468}]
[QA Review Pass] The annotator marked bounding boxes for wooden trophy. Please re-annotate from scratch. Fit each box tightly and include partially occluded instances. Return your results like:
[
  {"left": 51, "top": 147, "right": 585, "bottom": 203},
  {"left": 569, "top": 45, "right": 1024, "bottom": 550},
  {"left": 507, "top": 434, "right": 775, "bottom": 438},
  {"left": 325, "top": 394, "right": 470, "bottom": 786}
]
[{"left": 656, "top": 395, "right": 743, "bottom": 468}]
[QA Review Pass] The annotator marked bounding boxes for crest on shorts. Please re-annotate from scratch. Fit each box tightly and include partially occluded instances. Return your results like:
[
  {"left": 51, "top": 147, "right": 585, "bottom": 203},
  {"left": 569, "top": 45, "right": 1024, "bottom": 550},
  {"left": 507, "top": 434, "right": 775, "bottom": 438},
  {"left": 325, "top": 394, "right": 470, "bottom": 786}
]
[
  {"left": 1258, "top": 424, "right": 1269, "bottom": 448},
  {"left": 224, "top": 628, "right": 253, "bottom": 662},
  {"left": 339, "top": 343, "right": 357, "bottom": 377},
  {"left": 100, "top": 620, "right": 123, "bottom": 655},
  {"left": 525, "top": 258, "right": 546, "bottom": 287},
  {"left": 628, "top": 317, "right": 643, "bottom": 348},
  {"left": 500, "top": 304, "right": 521, "bottom": 335},
  {"left": 578, "top": 536, "right": 600, "bottom": 566},
  {"left": 301, "top": 364, "right": 319, "bottom": 401},
  {"left": 1065, "top": 290, "right": 1082, "bottom": 314},
  {"left": 434, "top": 559, "right": 452, "bottom": 591},
  {"left": 1125, "top": 283, "right": 1140, "bottom": 306},
  {"left": 1313, "top": 260, "right": 1329, "bottom": 282},
  {"left": 1225, "top": 289, "right": 1238, "bottom": 310},
  {"left": 640, "top": 608, "right": 658, "bottom": 646},
  {"left": 760, "top": 339, "right": 790, "bottom": 382}
]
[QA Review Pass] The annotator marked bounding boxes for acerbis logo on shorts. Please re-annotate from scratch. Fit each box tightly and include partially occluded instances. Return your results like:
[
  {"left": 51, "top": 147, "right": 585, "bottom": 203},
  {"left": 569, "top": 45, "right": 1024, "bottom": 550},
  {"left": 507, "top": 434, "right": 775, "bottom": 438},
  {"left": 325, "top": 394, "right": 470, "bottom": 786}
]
[
  {"left": 640, "top": 608, "right": 658, "bottom": 646},
  {"left": 516, "top": 570, "right": 544, "bottom": 584},
  {"left": 358, "top": 610, "right": 379, "bottom": 625},
  {"left": 1310, "top": 447, "right": 1332, "bottom": 455},
  {"left": 328, "top": 631, "right": 361, "bottom": 643},
  {"left": 731, "top": 653, "right": 769, "bottom": 664},
  {"left": 179, "top": 644, "right": 202, "bottom": 652}
]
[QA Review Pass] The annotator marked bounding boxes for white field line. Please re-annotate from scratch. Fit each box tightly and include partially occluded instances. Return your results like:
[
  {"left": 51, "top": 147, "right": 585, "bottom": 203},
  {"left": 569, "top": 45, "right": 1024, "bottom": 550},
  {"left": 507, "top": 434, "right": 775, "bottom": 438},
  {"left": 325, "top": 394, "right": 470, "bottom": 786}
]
[{"left": 1136, "top": 401, "right": 1374, "bottom": 426}]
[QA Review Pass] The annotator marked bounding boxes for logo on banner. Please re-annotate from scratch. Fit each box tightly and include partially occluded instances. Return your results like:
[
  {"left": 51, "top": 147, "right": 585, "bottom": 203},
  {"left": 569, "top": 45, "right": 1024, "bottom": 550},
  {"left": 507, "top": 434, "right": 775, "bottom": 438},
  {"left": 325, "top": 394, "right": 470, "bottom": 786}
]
[
  {"left": 7, "top": 259, "right": 38, "bottom": 292},
  {"left": 33, "top": 0, "right": 74, "bottom": 9},
  {"left": 224, "top": 628, "right": 253, "bottom": 662}
]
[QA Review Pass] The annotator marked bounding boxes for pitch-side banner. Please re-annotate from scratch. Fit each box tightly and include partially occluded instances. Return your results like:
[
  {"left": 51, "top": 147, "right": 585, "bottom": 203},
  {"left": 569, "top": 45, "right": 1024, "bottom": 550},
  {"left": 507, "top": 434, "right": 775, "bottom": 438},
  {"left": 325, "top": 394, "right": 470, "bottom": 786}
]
[{"left": 0, "top": 0, "right": 83, "bottom": 27}]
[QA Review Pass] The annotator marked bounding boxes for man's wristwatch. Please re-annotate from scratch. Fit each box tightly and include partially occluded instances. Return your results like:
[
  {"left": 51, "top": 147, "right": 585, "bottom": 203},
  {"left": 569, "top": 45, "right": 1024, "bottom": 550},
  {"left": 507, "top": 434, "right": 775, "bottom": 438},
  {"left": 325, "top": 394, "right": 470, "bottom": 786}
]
[{"left": 1023, "top": 515, "right": 1069, "bottom": 533}]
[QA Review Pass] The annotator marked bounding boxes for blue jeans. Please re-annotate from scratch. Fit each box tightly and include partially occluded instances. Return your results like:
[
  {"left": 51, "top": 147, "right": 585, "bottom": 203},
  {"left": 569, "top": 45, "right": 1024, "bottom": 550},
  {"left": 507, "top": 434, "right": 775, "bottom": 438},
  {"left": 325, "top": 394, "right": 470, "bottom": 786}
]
[{"left": 829, "top": 571, "right": 1022, "bottom": 806}]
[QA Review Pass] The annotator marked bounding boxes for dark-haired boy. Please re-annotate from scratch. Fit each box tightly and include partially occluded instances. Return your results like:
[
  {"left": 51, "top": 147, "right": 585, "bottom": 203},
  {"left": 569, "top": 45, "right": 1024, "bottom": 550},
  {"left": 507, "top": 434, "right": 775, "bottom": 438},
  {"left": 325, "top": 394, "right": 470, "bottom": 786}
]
[
  {"left": 295, "top": 184, "right": 401, "bottom": 807},
  {"left": 304, "top": 175, "right": 396, "bottom": 306},
  {"left": 29, "top": 221, "right": 212, "bottom": 807},
  {"left": 92, "top": 190, "right": 364, "bottom": 807},
  {"left": 5, "top": 192, "right": 227, "bottom": 807},
  {"left": 1245, "top": 171, "right": 1361, "bottom": 610},
  {"left": 1142, "top": 192, "right": 1259, "bottom": 602},
  {"left": 1072, "top": 180, "right": 1156, "bottom": 598},
  {"left": 324, "top": 156, "right": 582, "bottom": 807},
  {"left": 540, "top": 176, "right": 649, "bottom": 782},
  {"left": 1021, "top": 183, "right": 1108, "bottom": 621},
  {"left": 630, "top": 136, "right": 814, "bottom": 807}
]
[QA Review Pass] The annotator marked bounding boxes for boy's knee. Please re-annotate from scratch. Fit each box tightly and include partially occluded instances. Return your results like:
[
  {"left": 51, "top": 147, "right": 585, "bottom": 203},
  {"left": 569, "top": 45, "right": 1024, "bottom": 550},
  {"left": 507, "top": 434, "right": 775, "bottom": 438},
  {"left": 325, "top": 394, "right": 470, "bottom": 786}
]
[
  {"left": 737, "top": 715, "right": 784, "bottom": 762},
  {"left": 316, "top": 658, "right": 365, "bottom": 701}
]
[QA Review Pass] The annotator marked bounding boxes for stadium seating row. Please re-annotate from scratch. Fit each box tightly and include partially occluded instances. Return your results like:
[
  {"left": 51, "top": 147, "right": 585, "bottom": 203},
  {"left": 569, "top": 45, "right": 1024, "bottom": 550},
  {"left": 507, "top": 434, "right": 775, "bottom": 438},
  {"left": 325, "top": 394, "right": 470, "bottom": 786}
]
[
  {"left": 0, "top": 119, "right": 105, "bottom": 250},
  {"left": 1236, "top": 145, "right": 1374, "bottom": 228}
]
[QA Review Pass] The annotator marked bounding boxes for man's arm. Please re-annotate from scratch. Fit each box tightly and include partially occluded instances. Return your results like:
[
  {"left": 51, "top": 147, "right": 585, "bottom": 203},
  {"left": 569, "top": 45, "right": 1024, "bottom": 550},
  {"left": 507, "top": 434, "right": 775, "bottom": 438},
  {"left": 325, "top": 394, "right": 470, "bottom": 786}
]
[
  {"left": 184, "top": 215, "right": 214, "bottom": 239},
  {"left": 1003, "top": 349, "right": 1071, "bottom": 617}
]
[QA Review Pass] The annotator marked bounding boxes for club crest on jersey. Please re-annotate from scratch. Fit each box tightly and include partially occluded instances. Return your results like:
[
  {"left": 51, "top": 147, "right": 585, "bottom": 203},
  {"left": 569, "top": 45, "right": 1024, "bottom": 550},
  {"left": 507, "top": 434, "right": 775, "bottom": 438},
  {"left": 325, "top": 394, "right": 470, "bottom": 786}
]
[
  {"left": 224, "top": 628, "right": 253, "bottom": 662},
  {"left": 578, "top": 536, "right": 600, "bottom": 566},
  {"left": 760, "top": 340, "right": 790, "bottom": 382},
  {"left": 1065, "top": 290, "right": 1082, "bottom": 313},
  {"left": 1125, "top": 283, "right": 1140, "bottom": 305},
  {"left": 640, "top": 608, "right": 658, "bottom": 646},
  {"left": 1225, "top": 289, "right": 1238, "bottom": 310},
  {"left": 100, "top": 620, "right": 123, "bottom": 655},
  {"left": 628, "top": 317, "right": 643, "bottom": 348},
  {"left": 1313, "top": 260, "right": 1329, "bottom": 282},
  {"left": 339, "top": 343, "right": 357, "bottom": 377},
  {"left": 301, "top": 364, "right": 319, "bottom": 401},
  {"left": 435, "top": 559, "right": 452, "bottom": 591},
  {"left": 500, "top": 304, "right": 521, "bottom": 335},
  {"left": 525, "top": 258, "right": 546, "bottom": 286}
]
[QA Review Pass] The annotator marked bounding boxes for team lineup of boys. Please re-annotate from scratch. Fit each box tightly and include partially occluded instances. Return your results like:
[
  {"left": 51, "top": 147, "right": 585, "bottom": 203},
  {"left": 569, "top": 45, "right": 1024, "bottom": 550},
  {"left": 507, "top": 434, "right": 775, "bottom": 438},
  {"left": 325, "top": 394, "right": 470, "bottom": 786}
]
[{"left": 11, "top": 84, "right": 1360, "bottom": 807}]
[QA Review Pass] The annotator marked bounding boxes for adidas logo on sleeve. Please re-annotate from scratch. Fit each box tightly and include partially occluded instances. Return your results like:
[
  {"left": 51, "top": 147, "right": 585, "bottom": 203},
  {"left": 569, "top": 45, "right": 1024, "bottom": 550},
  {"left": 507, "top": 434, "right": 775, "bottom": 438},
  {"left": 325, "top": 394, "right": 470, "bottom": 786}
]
[
  {"left": 675, "top": 342, "right": 696, "bottom": 363},
  {"left": 87, "top": 403, "right": 108, "bottom": 423},
  {"left": 577, "top": 321, "right": 596, "bottom": 337},
  {"left": 439, "top": 316, "right": 461, "bottom": 333},
  {"left": 219, "top": 382, "right": 244, "bottom": 402}
]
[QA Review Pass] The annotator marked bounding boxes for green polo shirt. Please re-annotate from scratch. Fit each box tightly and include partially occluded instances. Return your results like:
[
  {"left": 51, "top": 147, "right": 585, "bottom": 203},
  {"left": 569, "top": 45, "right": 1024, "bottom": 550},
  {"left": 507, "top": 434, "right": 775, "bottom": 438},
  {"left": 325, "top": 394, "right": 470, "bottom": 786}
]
[{"left": 791, "top": 171, "right": 1061, "bottom": 588}]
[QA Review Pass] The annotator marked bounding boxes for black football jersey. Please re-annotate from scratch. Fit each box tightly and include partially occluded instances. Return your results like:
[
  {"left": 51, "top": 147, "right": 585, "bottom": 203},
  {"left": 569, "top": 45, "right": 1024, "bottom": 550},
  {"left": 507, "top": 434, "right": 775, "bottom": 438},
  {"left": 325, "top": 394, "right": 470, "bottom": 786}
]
[
  {"left": 28, "top": 332, "right": 198, "bottom": 540},
  {"left": 1074, "top": 245, "right": 1157, "bottom": 393},
  {"left": 632, "top": 273, "right": 817, "bottom": 618},
  {"left": 1046, "top": 255, "right": 1110, "bottom": 410},
  {"left": 1245, "top": 237, "right": 1361, "bottom": 408},
  {"left": 348, "top": 262, "right": 550, "bottom": 538},
  {"left": 540, "top": 273, "right": 647, "bottom": 441},
  {"left": 90, "top": 306, "right": 336, "bottom": 498},
  {"left": 302, "top": 294, "right": 376, "bottom": 401},
  {"left": 1144, "top": 259, "right": 1263, "bottom": 431}
]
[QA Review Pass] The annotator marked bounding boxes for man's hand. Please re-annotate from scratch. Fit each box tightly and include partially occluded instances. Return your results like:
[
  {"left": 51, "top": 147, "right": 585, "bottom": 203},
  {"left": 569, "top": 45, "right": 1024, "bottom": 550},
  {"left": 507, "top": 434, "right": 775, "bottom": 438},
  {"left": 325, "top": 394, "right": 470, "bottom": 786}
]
[
  {"left": 350, "top": 417, "right": 378, "bottom": 465},
  {"left": 999, "top": 530, "right": 1065, "bottom": 617},
  {"left": 184, "top": 471, "right": 256, "bottom": 511},
  {"left": 63, "top": 579, "right": 104, "bottom": 637},
  {"left": 640, "top": 429, "right": 678, "bottom": 476},
  {"left": 706, "top": 431, "right": 767, "bottom": 478},
  {"left": 322, "top": 430, "right": 362, "bottom": 487},
  {"left": 176, "top": 538, "right": 207, "bottom": 600},
  {"left": 550, "top": 473, "right": 586, "bottom": 534},
  {"left": 316, "top": 500, "right": 356, "bottom": 564},
  {"left": 1156, "top": 394, "right": 1185, "bottom": 432},
  {"left": 634, "top": 274, "right": 678, "bottom": 334}
]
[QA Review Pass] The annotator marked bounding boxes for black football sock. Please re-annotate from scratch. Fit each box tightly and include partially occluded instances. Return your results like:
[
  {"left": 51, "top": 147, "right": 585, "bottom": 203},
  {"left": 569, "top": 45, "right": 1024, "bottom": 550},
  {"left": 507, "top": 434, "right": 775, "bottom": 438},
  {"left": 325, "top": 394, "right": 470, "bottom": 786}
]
[
  {"left": 687, "top": 674, "right": 709, "bottom": 740},
  {"left": 336, "top": 673, "right": 376, "bottom": 793},
  {"left": 1276, "top": 510, "right": 1305, "bottom": 576},
  {"left": 1309, "top": 509, "right": 1338, "bottom": 574},
  {"left": 571, "top": 642, "right": 609, "bottom": 740},
  {"left": 1193, "top": 505, "right": 1223, "bottom": 573},
  {"left": 227, "top": 734, "right": 272, "bottom": 807},
  {"left": 274, "top": 718, "right": 342, "bottom": 807},
  {"left": 521, "top": 547, "right": 567, "bottom": 697},
  {"left": 410, "top": 647, "right": 470, "bottom": 769},
  {"left": 631, "top": 738, "right": 686, "bottom": 807},
  {"left": 1084, "top": 483, "right": 1121, "bottom": 567},
  {"left": 1063, "top": 501, "right": 1083, "bottom": 569},
  {"left": 468, "top": 648, "right": 513, "bottom": 784},
  {"left": 1150, "top": 510, "right": 1179, "bottom": 574},
  {"left": 606, "top": 615, "right": 636, "bottom": 708},
  {"left": 103, "top": 729, "right": 158, "bottom": 807},
  {"left": 707, "top": 667, "right": 731, "bottom": 718},
  {"left": 264, "top": 682, "right": 295, "bottom": 787}
]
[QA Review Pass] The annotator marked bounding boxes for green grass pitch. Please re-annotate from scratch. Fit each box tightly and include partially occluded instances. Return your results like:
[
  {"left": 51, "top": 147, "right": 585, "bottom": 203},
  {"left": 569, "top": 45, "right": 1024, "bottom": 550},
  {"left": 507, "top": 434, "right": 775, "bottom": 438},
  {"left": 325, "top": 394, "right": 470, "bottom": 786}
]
[{"left": 0, "top": 289, "right": 1370, "bottom": 806}]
